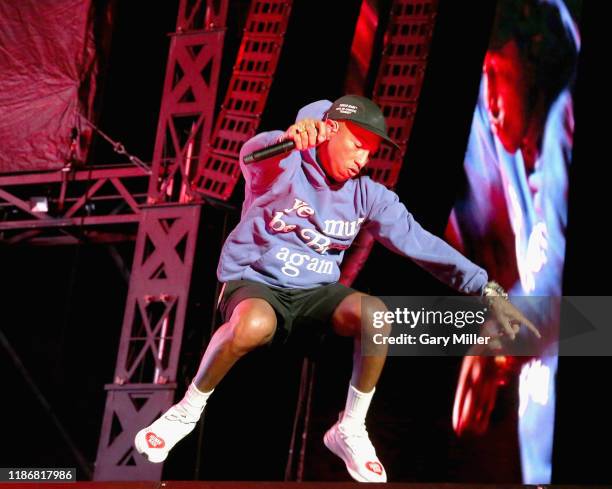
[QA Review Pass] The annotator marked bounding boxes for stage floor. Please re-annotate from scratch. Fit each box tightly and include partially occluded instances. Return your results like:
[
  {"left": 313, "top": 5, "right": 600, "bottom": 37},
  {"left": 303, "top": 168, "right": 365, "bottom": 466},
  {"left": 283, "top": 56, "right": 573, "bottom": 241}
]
[{"left": 5, "top": 483, "right": 611, "bottom": 489}]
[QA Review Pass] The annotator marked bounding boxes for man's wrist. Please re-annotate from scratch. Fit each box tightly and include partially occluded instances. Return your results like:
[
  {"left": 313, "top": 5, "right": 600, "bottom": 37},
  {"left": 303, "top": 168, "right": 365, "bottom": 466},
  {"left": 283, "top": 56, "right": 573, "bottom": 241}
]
[{"left": 481, "top": 280, "right": 509, "bottom": 306}]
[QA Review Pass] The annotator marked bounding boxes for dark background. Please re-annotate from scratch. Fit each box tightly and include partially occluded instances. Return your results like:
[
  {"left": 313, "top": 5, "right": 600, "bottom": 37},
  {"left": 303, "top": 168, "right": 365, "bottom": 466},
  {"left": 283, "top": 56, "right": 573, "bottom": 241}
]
[{"left": 1, "top": 0, "right": 610, "bottom": 483}]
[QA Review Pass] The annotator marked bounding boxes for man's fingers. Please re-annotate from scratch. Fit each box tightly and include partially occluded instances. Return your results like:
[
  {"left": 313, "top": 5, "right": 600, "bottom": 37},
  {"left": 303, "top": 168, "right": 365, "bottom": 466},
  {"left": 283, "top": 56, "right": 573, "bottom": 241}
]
[
  {"left": 291, "top": 119, "right": 324, "bottom": 150},
  {"left": 288, "top": 124, "right": 305, "bottom": 150},
  {"left": 503, "top": 303, "right": 541, "bottom": 338},
  {"left": 493, "top": 300, "right": 542, "bottom": 340},
  {"left": 498, "top": 317, "right": 516, "bottom": 340},
  {"left": 299, "top": 123, "right": 309, "bottom": 148},
  {"left": 316, "top": 120, "right": 327, "bottom": 142},
  {"left": 522, "top": 317, "right": 541, "bottom": 338},
  {"left": 306, "top": 122, "right": 318, "bottom": 147}
]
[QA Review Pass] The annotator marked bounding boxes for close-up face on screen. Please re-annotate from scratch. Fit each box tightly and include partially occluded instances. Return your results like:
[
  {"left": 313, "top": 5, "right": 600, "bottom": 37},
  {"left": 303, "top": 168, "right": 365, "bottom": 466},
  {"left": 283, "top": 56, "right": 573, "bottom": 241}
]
[
  {"left": 446, "top": 0, "right": 581, "bottom": 298},
  {"left": 445, "top": 0, "right": 582, "bottom": 483}
]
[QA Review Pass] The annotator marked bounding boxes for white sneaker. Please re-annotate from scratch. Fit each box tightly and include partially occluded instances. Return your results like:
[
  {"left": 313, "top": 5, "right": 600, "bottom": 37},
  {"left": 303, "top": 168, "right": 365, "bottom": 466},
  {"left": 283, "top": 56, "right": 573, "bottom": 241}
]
[
  {"left": 323, "top": 415, "right": 387, "bottom": 483},
  {"left": 134, "top": 404, "right": 199, "bottom": 463}
]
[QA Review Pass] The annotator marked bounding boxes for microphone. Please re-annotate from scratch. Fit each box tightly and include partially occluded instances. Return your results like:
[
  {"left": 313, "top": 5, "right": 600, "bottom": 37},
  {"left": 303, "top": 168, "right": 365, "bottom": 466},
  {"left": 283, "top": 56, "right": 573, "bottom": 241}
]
[{"left": 242, "top": 139, "right": 296, "bottom": 164}]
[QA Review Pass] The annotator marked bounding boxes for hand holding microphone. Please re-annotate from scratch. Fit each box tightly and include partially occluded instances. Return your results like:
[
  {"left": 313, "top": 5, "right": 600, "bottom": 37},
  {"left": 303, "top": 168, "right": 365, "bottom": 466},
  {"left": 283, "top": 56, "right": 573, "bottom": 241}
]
[
  {"left": 287, "top": 118, "right": 328, "bottom": 150},
  {"left": 243, "top": 118, "right": 329, "bottom": 164}
]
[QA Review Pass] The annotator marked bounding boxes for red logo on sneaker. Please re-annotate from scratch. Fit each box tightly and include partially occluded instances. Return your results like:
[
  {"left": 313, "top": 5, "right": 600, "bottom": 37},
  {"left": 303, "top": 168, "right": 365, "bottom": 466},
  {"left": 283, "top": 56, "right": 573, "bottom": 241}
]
[
  {"left": 145, "top": 432, "right": 165, "bottom": 449},
  {"left": 365, "top": 461, "right": 383, "bottom": 475}
]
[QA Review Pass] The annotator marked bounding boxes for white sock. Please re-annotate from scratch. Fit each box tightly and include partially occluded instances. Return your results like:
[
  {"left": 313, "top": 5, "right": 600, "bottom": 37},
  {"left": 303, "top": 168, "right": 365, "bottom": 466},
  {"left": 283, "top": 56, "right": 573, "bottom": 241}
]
[
  {"left": 339, "top": 383, "right": 375, "bottom": 431},
  {"left": 177, "top": 382, "right": 213, "bottom": 421}
]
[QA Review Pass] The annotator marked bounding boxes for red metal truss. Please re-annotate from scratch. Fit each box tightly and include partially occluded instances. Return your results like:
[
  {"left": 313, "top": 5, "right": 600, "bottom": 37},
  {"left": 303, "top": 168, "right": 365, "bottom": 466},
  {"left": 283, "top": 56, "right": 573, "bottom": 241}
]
[
  {"left": 177, "top": 0, "right": 228, "bottom": 31},
  {"left": 113, "top": 207, "right": 201, "bottom": 385},
  {"left": 94, "top": 204, "right": 201, "bottom": 480},
  {"left": 0, "top": 165, "right": 149, "bottom": 245},
  {"left": 366, "top": 0, "right": 438, "bottom": 188},
  {"left": 146, "top": 1, "right": 229, "bottom": 203},
  {"left": 94, "top": 0, "right": 229, "bottom": 480},
  {"left": 192, "top": 0, "right": 293, "bottom": 200}
]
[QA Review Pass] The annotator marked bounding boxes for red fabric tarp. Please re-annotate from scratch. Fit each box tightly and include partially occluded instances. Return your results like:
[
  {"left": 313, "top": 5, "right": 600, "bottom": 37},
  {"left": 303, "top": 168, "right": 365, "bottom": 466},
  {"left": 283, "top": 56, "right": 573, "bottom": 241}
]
[{"left": 0, "top": 0, "right": 98, "bottom": 174}]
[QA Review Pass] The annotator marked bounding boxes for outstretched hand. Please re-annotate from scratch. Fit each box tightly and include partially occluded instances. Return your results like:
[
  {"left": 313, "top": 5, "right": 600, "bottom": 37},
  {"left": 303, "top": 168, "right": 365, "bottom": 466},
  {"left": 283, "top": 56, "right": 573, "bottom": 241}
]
[{"left": 486, "top": 296, "right": 541, "bottom": 341}]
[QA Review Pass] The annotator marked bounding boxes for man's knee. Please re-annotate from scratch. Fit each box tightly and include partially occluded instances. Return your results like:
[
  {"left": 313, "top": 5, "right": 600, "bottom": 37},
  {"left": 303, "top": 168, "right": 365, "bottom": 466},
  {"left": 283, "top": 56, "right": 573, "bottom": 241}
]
[
  {"left": 229, "top": 299, "right": 277, "bottom": 354},
  {"left": 361, "top": 296, "right": 391, "bottom": 339},
  {"left": 333, "top": 293, "right": 388, "bottom": 337}
]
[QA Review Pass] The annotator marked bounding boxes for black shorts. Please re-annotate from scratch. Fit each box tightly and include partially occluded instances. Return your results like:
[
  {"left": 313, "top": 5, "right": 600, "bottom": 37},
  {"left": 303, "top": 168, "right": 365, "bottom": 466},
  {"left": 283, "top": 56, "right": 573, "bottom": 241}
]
[{"left": 217, "top": 279, "right": 357, "bottom": 348}]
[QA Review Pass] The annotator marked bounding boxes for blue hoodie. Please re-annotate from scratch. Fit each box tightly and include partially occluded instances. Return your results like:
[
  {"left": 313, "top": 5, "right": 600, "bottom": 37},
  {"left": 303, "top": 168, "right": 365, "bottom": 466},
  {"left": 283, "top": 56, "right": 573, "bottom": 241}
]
[{"left": 217, "top": 100, "right": 488, "bottom": 294}]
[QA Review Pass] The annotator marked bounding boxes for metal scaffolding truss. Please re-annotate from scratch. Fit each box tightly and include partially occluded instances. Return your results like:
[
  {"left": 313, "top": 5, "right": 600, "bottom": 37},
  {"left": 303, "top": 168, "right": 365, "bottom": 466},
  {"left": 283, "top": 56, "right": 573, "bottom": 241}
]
[
  {"left": 94, "top": 0, "right": 231, "bottom": 480},
  {"left": 366, "top": 0, "right": 438, "bottom": 188},
  {"left": 146, "top": 1, "right": 229, "bottom": 204},
  {"left": 193, "top": 0, "right": 293, "bottom": 200},
  {"left": 94, "top": 204, "right": 201, "bottom": 480},
  {"left": 0, "top": 165, "right": 149, "bottom": 245},
  {"left": 177, "top": 0, "right": 228, "bottom": 32}
]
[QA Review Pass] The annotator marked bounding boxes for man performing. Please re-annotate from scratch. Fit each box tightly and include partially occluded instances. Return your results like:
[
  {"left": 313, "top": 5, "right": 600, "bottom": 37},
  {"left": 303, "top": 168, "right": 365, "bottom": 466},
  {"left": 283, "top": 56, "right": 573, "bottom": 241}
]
[{"left": 135, "top": 95, "right": 538, "bottom": 482}]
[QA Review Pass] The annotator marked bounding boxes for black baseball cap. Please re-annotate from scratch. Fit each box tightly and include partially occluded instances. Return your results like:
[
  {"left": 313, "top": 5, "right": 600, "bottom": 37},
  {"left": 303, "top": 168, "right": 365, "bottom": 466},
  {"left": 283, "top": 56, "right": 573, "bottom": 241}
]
[{"left": 324, "top": 95, "right": 400, "bottom": 150}]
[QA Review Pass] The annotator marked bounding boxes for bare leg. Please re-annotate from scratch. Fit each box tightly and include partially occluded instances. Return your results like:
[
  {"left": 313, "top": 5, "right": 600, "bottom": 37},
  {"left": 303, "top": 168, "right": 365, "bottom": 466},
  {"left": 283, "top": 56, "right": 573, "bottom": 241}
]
[
  {"left": 134, "top": 299, "right": 277, "bottom": 463},
  {"left": 331, "top": 292, "right": 390, "bottom": 392},
  {"left": 193, "top": 298, "right": 277, "bottom": 392},
  {"left": 323, "top": 292, "right": 390, "bottom": 483}
]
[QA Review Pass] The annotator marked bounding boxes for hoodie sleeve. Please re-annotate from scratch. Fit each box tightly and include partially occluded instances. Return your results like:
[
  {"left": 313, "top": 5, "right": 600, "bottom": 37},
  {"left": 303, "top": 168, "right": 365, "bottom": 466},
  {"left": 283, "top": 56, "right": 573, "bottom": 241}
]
[
  {"left": 239, "top": 130, "right": 298, "bottom": 192},
  {"left": 364, "top": 180, "right": 488, "bottom": 295}
]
